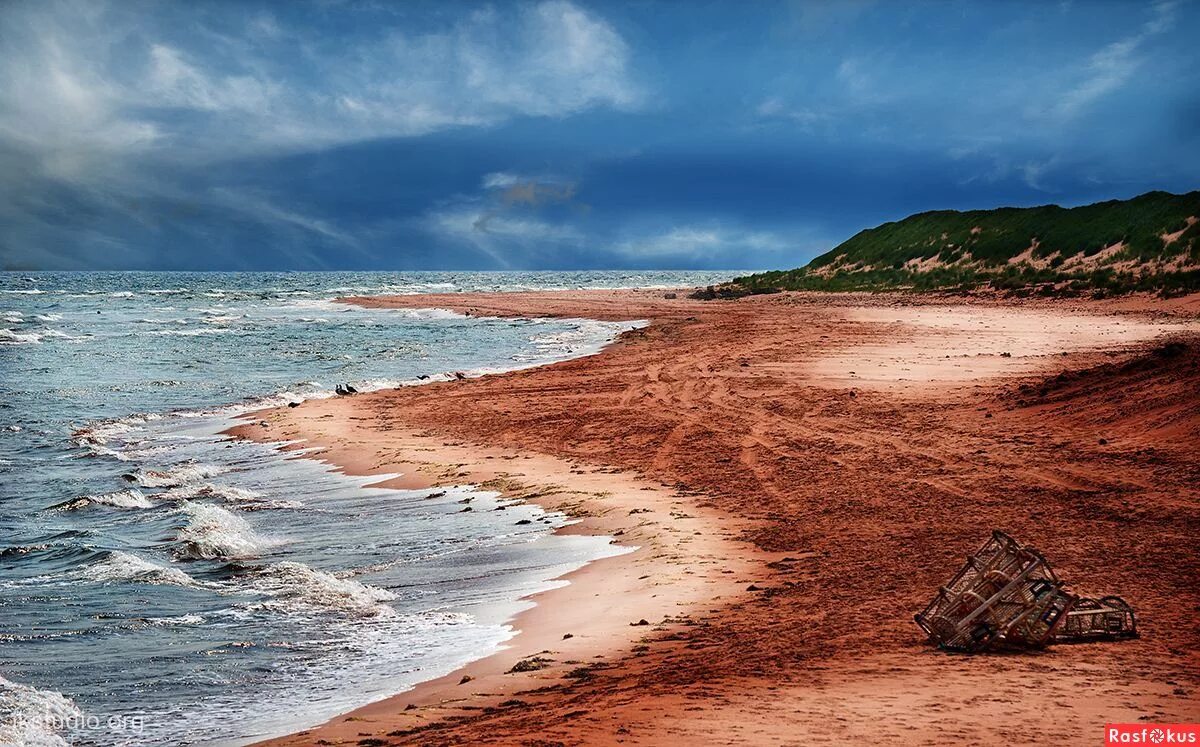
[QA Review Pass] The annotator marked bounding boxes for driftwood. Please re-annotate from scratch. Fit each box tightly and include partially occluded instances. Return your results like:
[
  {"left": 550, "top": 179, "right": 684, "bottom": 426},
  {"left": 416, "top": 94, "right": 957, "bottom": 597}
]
[{"left": 915, "top": 530, "right": 1136, "bottom": 653}]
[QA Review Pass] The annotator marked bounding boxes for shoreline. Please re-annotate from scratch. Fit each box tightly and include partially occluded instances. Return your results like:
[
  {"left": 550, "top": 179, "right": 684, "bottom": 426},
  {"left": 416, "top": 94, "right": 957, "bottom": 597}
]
[
  {"left": 230, "top": 291, "right": 765, "bottom": 746},
  {"left": 235, "top": 288, "right": 1200, "bottom": 745}
]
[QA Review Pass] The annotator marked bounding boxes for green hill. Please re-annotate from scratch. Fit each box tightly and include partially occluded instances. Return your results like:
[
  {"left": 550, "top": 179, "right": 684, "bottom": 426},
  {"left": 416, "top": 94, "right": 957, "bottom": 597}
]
[{"left": 722, "top": 190, "right": 1200, "bottom": 298}]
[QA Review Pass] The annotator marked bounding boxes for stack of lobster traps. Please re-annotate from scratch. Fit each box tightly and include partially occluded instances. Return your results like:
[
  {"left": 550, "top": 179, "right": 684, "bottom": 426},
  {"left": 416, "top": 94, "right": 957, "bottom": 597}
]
[{"left": 915, "top": 530, "right": 1136, "bottom": 653}]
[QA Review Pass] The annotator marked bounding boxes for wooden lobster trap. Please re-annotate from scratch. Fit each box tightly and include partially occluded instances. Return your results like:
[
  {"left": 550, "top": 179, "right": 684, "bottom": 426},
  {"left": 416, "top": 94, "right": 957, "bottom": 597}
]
[
  {"left": 915, "top": 531, "right": 1076, "bottom": 652},
  {"left": 1054, "top": 595, "right": 1137, "bottom": 642}
]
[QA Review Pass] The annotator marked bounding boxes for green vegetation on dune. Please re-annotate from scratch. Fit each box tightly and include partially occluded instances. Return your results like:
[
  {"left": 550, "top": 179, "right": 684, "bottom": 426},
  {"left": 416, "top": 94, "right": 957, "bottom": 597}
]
[{"left": 718, "top": 190, "right": 1200, "bottom": 298}]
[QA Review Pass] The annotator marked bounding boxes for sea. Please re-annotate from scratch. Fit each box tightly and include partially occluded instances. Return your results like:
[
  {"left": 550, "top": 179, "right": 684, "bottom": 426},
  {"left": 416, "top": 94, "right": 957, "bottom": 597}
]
[{"left": 0, "top": 270, "right": 739, "bottom": 746}]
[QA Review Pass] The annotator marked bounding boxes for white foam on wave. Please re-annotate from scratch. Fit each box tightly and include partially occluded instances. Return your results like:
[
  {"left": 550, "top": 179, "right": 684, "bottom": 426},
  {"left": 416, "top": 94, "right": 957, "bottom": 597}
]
[
  {"left": 33, "top": 314, "right": 62, "bottom": 322},
  {"left": 79, "top": 550, "right": 199, "bottom": 587},
  {"left": 0, "top": 329, "right": 43, "bottom": 344},
  {"left": 54, "top": 489, "right": 153, "bottom": 511},
  {"left": 146, "top": 613, "right": 205, "bottom": 626},
  {"left": 512, "top": 318, "right": 643, "bottom": 363},
  {"left": 174, "top": 502, "right": 272, "bottom": 560},
  {"left": 281, "top": 298, "right": 468, "bottom": 321},
  {"left": 249, "top": 562, "right": 396, "bottom": 617},
  {"left": 144, "top": 327, "right": 233, "bottom": 337},
  {"left": 130, "top": 463, "right": 227, "bottom": 488},
  {"left": 40, "top": 330, "right": 85, "bottom": 341},
  {"left": 0, "top": 674, "right": 82, "bottom": 747},
  {"left": 161, "top": 483, "right": 263, "bottom": 503},
  {"left": 0, "top": 328, "right": 86, "bottom": 344},
  {"left": 136, "top": 317, "right": 190, "bottom": 325}
]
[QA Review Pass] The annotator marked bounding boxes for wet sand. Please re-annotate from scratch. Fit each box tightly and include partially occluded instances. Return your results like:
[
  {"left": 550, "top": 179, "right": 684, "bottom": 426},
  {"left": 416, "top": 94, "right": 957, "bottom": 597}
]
[{"left": 236, "top": 289, "right": 1200, "bottom": 746}]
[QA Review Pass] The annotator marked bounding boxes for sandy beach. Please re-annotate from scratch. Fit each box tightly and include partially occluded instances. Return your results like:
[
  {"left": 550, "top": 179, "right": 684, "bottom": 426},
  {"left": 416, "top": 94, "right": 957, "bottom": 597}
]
[{"left": 233, "top": 289, "right": 1200, "bottom": 746}]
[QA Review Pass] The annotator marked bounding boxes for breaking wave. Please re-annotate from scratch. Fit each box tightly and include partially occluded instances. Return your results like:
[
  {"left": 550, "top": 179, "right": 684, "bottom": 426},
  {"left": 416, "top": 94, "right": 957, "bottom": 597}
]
[
  {"left": 52, "top": 490, "right": 154, "bottom": 512},
  {"left": 79, "top": 551, "right": 199, "bottom": 587},
  {"left": 174, "top": 502, "right": 272, "bottom": 560},
  {"left": 249, "top": 562, "right": 396, "bottom": 617},
  {"left": 0, "top": 675, "right": 81, "bottom": 747},
  {"left": 160, "top": 483, "right": 263, "bottom": 504},
  {"left": 0, "top": 329, "right": 44, "bottom": 345},
  {"left": 128, "top": 464, "right": 227, "bottom": 488}
]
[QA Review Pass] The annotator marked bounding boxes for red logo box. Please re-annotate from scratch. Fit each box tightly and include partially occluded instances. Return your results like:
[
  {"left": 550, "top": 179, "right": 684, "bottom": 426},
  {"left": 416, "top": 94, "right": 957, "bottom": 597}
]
[{"left": 1106, "top": 724, "right": 1199, "bottom": 745}]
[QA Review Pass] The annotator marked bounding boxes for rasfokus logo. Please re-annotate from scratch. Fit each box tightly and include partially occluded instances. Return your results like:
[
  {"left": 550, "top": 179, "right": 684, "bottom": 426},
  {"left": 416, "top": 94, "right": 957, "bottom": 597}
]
[{"left": 1107, "top": 724, "right": 1199, "bottom": 745}]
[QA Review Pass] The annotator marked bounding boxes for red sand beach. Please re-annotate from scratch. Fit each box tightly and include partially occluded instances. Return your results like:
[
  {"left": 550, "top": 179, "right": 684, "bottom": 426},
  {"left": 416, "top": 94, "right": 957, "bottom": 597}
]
[{"left": 232, "top": 289, "right": 1200, "bottom": 746}]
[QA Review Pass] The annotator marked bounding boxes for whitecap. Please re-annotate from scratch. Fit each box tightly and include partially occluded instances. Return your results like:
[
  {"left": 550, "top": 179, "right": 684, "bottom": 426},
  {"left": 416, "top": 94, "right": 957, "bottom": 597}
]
[
  {"left": 146, "top": 613, "right": 205, "bottom": 626},
  {"left": 144, "top": 328, "right": 232, "bottom": 337},
  {"left": 53, "top": 489, "right": 153, "bottom": 511},
  {"left": 174, "top": 502, "right": 270, "bottom": 560},
  {"left": 79, "top": 550, "right": 198, "bottom": 587},
  {"left": 130, "top": 463, "right": 227, "bottom": 488},
  {"left": 0, "top": 329, "right": 41, "bottom": 344},
  {"left": 0, "top": 675, "right": 80, "bottom": 747},
  {"left": 160, "top": 483, "right": 263, "bottom": 504},
  {"left": 39, "top": 330, "right": 86, "bottom": 342},
  {"left": 250, "top": 561, "right": 396, "bottom": 617}
]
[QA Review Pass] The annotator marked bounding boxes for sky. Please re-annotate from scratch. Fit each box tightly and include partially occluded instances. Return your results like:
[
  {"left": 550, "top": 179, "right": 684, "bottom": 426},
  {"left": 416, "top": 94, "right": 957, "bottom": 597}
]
[{"left": 0, "top": 0, "right": 1197, "bottom": 272}]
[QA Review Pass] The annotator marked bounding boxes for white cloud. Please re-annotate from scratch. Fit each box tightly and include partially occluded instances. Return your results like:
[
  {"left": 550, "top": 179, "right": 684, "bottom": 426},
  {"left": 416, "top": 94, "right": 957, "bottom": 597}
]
[
  {"left": 482, "top": 172, "right": 522, "bottom": 189},
  {"left": 1047, "top": 0, "right": 1178, "bottom": 120},
  {"left": 0, "top": 0, "right": 641, "bottom": 263},
  {"left": 0, "top": 0, "right": 643, "bottom": 169},
  {"left": 836, "top": 58, "right": 871, "bottom": 96},
  {"left": 755, "top": 97, "right": 833, "bottom": 132},
  {"left": 426, "top": 205, "right": 583, "bottom": 267},
  {"left": 614, "top": 226, "right": 792, "bottom": 258}
]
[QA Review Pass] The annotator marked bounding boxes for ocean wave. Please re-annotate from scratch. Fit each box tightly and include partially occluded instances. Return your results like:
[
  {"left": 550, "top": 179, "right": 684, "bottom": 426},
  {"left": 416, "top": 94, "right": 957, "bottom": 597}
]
[
  {"left": 136, "top": 317, "right": 191, "bottom": 325},
  {"left": 71, "top": 419, "right": 140, "bottom": 448},
  {"left": 160, "top": 483, "right": 263, "bottom": 504},
  {"left": 0, "top": 544, "right": 51, "bottom": 559},
  {"left": 128, "top": 463, "right": 227, "bottom": 488},
  {"left": 0, "top": 328, "right": 86, "bottom": 345},
  {"left": 33, "top": 314, "right": 62, "bottom": 322},
  {"left": 281, "top": 298, "right": 467, "bottom": 320},
  {"left": 174, "top": 502, "right": 272, "bottom": 560},
  {"left": 0, "top": 329, "right": 43, "bottom": 344},
  {"left": 146, "top": 613, "right": 205, "bottom": 626},
  {"left": 81, "top": 441, "right": 168, "bottom": 463},
  {"left": 42, "top": 330, "right": 86, "bottom": 343},
  {"left": 51, "top": 489, "right": 154, "bottom": 512},
  {"left": 144, "top": 327, "right": 234, "bottom": 337},
  {"left": 78, "top": 550, "right": 199, "bottom": 587},
  {"left": 249, "top": 561, "right": 396, "bottom": 617},
  {"left": 0, "top": 675, "right": 80, "bottom": 747}
]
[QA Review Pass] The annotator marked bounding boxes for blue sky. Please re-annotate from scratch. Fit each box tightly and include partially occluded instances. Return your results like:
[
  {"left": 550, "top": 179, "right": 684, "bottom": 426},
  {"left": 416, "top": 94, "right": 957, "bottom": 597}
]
[{"left": 0, "top": 0, "right": 1197, "bottom": 271}]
